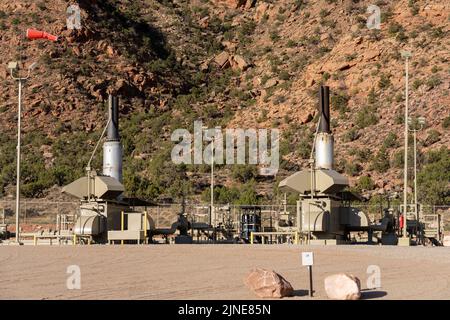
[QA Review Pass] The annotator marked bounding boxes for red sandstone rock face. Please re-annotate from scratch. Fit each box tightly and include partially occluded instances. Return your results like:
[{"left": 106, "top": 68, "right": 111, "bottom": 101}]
[
  {"left": 214, "top": 0, "right": 255, "bottom": 9},
  {"left": 244, "top": 267, "right": 294, "bottom": 298}
]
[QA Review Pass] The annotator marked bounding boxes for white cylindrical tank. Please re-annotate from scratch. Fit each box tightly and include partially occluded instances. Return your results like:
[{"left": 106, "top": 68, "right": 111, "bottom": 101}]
[
  {"left": 315, "top": 132, "right": 334, "bottom": 170},
  {"left": 103, "top": 141, "right": 123, "bottom": 183}
]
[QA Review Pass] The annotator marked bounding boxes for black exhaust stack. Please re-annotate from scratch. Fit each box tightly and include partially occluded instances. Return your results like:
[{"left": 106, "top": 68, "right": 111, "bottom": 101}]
[
  {"left": 107, "top": 95, "right": 120, "bottom": 141},
  {"left": 318, "top": 86, "right": 330, "bottom": 133}
]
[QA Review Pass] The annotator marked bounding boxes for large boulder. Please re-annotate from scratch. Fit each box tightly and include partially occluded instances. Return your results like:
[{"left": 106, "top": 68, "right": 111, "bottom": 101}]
[
  {"left": 324, "top": 273, "right": 361, "bottom": 300},
  {"left": 244, "top": 268, "right": 293, "bottom": 298}
]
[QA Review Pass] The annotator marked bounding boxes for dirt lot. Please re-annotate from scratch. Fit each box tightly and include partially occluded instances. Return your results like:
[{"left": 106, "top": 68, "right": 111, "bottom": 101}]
[{"left": 0, "top": 245, "right": 449, "bottom": 300}]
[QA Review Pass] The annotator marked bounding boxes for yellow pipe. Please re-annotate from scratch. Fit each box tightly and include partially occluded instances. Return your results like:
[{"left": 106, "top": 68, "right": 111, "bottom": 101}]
[
  {"left": 34, "top": 235, "right": 37, "bottom": 246},
  {"left": 73, "top": 234, "right": 76, "bottom": 245},
  {"left": 250, "top": 232, "right": 254, "bottom": 244},
  {"left": 121, "top": 211, "right": 124, "bottom": 245},
  {"left": 295, "top": 232, "right": 299, "bottom": 245}
]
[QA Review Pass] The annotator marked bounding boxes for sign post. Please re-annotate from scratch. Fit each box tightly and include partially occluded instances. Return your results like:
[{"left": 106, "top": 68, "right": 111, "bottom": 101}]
[{"left": 302, "top": 252, "right": 314, "bottom": 297}]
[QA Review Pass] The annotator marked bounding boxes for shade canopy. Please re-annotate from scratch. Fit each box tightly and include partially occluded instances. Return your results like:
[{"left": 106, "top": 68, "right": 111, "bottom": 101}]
[
  {"left": 279, "top": 169, "right": 349, "bottom": 195},
  {"left": 62, "top": 175, "right": 124, "bottom": 200}
]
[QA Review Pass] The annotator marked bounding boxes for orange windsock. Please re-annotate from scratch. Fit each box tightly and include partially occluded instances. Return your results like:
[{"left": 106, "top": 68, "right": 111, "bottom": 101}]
[{"left": 26, "top": 28, "right": 58, "bottom": 42}]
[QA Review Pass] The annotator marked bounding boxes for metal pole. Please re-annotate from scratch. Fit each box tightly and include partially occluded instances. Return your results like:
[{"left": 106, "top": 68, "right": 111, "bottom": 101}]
[
  {"left": 413, "top": 130, "right": 418, "bottom": 221},
  {"left": 402, "top": 56, "right": 409, "bottom": 240},
  {"left": 15, "top": 79, "right": 22, "bottom": 244},
  {"left": 210, "top": 137, "right": 214, "bottom": 227},
  {"left": 308, "top": 265, "right": 313, "bottom": 297}
]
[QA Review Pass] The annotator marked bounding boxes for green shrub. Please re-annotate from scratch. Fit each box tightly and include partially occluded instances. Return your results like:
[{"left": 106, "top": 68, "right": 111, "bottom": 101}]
[
  {"left": 412, "top": 79, "right": 424, "bottom": 90},
  {"left": 355, "top": 107, "right": 378, "bottom": 128},
  {"left": 442, "top": 116, "right": 450, "bottom": 129},
  {"left": 343, "top": 128, "right": 360, "bottom": 142},
  {"left": 279, "top": 70, "right": 291, "bottom": 81},
  {"left": 353, "top": 147, "right": 372, "bottom": 162},
  {"left": 417, "top": 147, "right": 450, "bottom": 205},
  {"left": 392, "top": 149, "right": 404, "bottom": 168},
  {"left": 345, "top": 162, "right": 361, "bottom": 176},
  {"left": 358, "top": 176, "right": 375, "bottom": 191},
  {"left": 367, "top": 88, "right": 377, "bottom": 104},
  {"left": 287, "top": 39, "right": 297, "bottom": 48},
  {"left": 372, "top": 147, "right": 390, "bottom": 173},
  {"left": 426, "top": 75, "right": 441, "bottom": 89},
  {"left": 232, "top": 165, "right": 258, "bottom": 183},
  {"left": 388, "top": 22, "right": 404, "bottom": 35},
  {"left": 270, "top": 29, "right": 280, "bottom": 42},
  {"left": 319, "top": 9, "right": 328, "bottom": 18},
  {"left": 331, "top": 92, "right": 349, "bottom": 114},
  {"left": 424, "top": 130, "right": 441, "bottom": 146},
  {"left": 382, "top": 132, "right": 399, "bottom": 149},
  {"left": 378, "top": 73, "right": 391, "bottom": 89}
]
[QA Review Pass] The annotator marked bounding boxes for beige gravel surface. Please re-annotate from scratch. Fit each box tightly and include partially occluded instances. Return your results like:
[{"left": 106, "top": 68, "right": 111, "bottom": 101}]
[{"left": 0, "top": 245, "right": 449, "bottom": 300}]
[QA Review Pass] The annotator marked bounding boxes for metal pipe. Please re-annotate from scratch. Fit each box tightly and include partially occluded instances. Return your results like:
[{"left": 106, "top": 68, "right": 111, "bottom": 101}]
[
  {"left": 107, "top": 95, "right": 120, "bottom": 141},
  {"left": 103, "top": 95, "right": 123, "bottom": 183},
  {"left": 315, "top": 86, "right": 334, "bottom": 170},
  {"left": 318, "top": 86, "right": 330, "bottom": 133}
]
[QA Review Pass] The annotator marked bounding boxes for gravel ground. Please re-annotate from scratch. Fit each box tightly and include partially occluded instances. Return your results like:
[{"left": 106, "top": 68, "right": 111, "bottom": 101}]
[{"left": 0, "top": 245, "right": 449, "bottom": 300}]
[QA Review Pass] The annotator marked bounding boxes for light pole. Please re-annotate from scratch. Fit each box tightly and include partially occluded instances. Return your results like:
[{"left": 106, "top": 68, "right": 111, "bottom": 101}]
[
  {"left": 408, "top": 116, "right": 425, "bottom": 222},
  {"left": 8, "top": 61, "right": 37, "bottom": 244},
  {"left": 399, "top": 50, "right": 412, "bottom": 245},
  {"left": 202, "top": 126, "right": 216, "bottom": 227},
  {"left": 210, "top": 135, "right": 214, "bottom": 227}
]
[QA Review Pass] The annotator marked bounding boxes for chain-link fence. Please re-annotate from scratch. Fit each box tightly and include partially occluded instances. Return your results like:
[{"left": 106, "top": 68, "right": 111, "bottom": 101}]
[
  {"left": 0, "top": 200, "right": 78, "bottom": 231},
  {"left": 1, "top": 200, "right": 449, "bottom": 231}
]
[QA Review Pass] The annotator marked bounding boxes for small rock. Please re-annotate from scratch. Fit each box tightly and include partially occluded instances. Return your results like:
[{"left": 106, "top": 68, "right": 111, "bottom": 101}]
[
  {"left": 244, "top": 268, "right": 294, "bottom": 298},
  {"left": 263, "top": 78, "right": 278, "bottom": 89},
  {"left": 320, "top": 33, "right": 330, "bottom": 41},
  {"left": 324, "top": 273, "right": 361, "bottom": 300},
  {"left": 106, "top": 46, "right": 115, "bottom": 57},
  {"left": 443, "top": 235, "right": 450, "bottom": 247},
  {"left": 214, "top": 51, "right": 230, "bottom": 69},
  {"left": 255, "top": 2, "right": 271, "bottom": 22},
  {"left": 231, "top": 54, "right": 249, "bottom": 70},
  {"left": 244, "top": 0, "right": 254, "bottom": 9},
  {"left": 199, "top": 16, "right": 209, "bottom": 28},
  {"left": 364, "top": 49, "right": 380, "bottom": 61},
  {"left": 299, "top": 112, "right": 313, "bottom": 124},
  {"left": 200, "top": 61, "right": 210, "bottom": 72}
]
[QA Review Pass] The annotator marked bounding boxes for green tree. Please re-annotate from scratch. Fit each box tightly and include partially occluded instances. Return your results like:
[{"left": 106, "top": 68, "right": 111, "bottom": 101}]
[{"left": 417, "top": 147, "right": 450, "bottom": 205}]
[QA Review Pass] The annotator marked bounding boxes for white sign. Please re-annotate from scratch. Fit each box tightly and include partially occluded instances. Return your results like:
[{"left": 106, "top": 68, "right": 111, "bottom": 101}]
[{"left": 302, "top": 252, "right": 314, "bottom": 266}]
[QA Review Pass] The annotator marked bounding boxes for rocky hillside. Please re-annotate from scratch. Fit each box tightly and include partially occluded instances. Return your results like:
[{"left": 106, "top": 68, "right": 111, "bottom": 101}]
[{"left": 0, "top": 0, "right": 448, "bottom": 205}]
